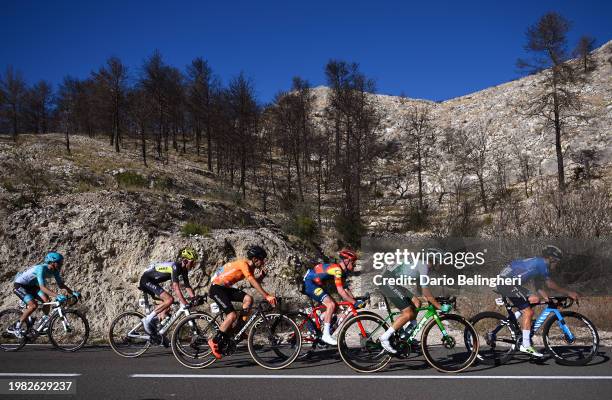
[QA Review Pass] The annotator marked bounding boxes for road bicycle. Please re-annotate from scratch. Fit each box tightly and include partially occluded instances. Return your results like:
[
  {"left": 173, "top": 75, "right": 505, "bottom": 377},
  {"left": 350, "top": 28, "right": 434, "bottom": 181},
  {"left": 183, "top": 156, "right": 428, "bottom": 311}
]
[
  {"left": 470, "top": 295, "right": 599, "bottom": 366},
  {"left": 171, "top": 297, "right": 301, "bottom": 370},
  {"left": 337, "top": 296, "right": 479, "bottom": 373},
  {"left": 0, "top": 295, "right": 89, "bottom": 352},
  {"left": 289, "top": 293, "right": 377, "bottom": 359},
  {"left": 108, "top": 293, "right": 206, "bottom": 357}
]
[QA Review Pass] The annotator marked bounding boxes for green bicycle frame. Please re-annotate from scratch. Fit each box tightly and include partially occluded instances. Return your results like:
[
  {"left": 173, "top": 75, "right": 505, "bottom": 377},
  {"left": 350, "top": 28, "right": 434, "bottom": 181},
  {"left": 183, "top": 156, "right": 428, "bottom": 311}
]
[{"left": 381, "top": 303, "right": 448, "bottom": 342}]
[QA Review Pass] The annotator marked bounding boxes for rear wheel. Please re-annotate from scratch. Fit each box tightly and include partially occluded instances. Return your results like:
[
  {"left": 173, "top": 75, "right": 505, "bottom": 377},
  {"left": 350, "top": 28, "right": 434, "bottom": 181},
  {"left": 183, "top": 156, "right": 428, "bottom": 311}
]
[
  {"left": 0, "top": 309, "right": 27, "bottom": 352},
  {"left": 48, "top": 310, "right": 89, "bottom": 352},
  {"left": 248, "top": 313, "right": 301, "bottom": 369},
  {"left": 542, "top": 311, "right": 599, "bottom": 366},
  {"left": 337, "top": 314, "right": 392, "bottom": 373},
  {"left": 108, "top": 311, "right": 151, "bottom": 357},
  {"left": 469, "top": 312, "right": 516, "bottom": 366},
  {"left": 421, "top": 314, "right": 479, "bottom": 372},
  {"left": 171, "top": 312, "right": 218, "bottom": 369}
]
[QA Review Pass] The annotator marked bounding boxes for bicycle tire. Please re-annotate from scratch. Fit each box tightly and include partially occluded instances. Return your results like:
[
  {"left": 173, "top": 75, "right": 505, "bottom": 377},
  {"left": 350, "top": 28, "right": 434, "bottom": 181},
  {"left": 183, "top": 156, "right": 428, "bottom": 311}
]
[
  {"left": 337, "top": 313, "right": 392, "bottom": 373},
  {"left": 421, "top": 314, "right": 479, "bottom": 373},
  {"left": 469, "top": 311, "right": 517, "bottom": 366},
  {"left": 171, "top": 312, "right": 218, "bottom": 369},
  {"left": 48, "top": 309, "right": 90, "bottom": 352},
  {"left": 542, "top": 310, "right": 599, "bottom": 366},
  {"left": 0, "top": 308, "right": 27, "bottom": 352},
  {"left": 108, "top": 311, "right": 151, "bottom": 358},
  {"left": 248, "top": 313, "right": 302, "bottom": 370}
]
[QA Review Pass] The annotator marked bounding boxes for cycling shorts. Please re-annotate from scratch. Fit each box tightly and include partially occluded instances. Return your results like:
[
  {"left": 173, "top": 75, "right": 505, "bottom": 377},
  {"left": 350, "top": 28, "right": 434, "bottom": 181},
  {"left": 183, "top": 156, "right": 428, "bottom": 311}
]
[
  {"left": 139, "top": 276, "right": 166, "bottom": 298},
  {"left": 303, "top": 279, "right": 330, "bottom": 303},
  {"left": 14, "top": 283, "right": 44, "bottom": 304},
  {"left": 496, "top": 285, "right": 532, "bottom": 310},
  {"left": 209, "top": 284, "right": 247, "bottom": 314},
  {"left": 379, "top": 284, "right": 415, "bottom": 310}
]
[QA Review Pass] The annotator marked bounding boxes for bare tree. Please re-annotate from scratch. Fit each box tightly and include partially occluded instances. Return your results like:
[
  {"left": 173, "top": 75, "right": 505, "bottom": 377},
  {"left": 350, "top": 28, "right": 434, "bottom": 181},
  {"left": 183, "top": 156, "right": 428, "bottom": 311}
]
[
  {"left": 517, "top": 12, "right": 582, "bottom": 191},
  {"left": 186, "top": 58, "right": 216, "bottom": 167},
  {"left": 573, "top": 35, "right": 597, "bottom": 73},
  {"left": 92, "top": 57, "right": 129, "bottom": 152},
  {"left": 24, "top": 80, "right": 53, "bottom": 133},
  {"left": 1, "top": 66, "right": 27, "bottom": 140},
  {"left": 400, "top": 103, "right": 436, "bottom": 212}
]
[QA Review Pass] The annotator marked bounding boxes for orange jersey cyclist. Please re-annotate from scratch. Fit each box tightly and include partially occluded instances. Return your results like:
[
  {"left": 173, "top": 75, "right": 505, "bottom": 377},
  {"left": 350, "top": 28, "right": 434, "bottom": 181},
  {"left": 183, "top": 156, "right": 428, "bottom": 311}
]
[
  {"left": 208, "top": 245, "right": 276, "bottom": 359},
  {"left": 302, "top": 248, "right": 362, "bottom": 346}
]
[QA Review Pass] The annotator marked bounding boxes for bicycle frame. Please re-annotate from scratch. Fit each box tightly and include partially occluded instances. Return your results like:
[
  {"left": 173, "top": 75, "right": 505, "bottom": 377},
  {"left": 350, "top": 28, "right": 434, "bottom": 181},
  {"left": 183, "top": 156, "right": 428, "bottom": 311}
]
[
  {"left": 378, "top": 296, "right": 448, "bottom": 342},
  {"left": 24, "top": 300, "right": 69, "bottom": 335},
  {"left": 497, "top": 297, "right": 574, "bottom": 341},
  {"left": 303, "top": 300, "right": 361, "bottom": 334}
]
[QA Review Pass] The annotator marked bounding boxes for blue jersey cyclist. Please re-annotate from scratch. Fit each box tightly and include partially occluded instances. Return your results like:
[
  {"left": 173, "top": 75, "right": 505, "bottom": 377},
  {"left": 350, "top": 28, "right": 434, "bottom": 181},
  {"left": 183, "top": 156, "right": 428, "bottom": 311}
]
[
  {"left": 9, "top": 252, "right": 80, "bottom": 338},
  {"left": 139, "top": 247, "right": 199, "bottom": 337},
  {"left": 497, "top": 245, "right": 578, "bottom": 357},
  {"left": 303, "top": 248, "right": 362, "bottom": 346}
]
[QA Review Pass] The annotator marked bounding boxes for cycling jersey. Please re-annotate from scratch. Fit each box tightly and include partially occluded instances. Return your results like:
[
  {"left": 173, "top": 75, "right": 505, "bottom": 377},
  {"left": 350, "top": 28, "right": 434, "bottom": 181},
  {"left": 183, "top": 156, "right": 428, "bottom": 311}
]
[
  {"left": 304, "top": 263, "right": 346, "bottom": 287},
  {"left": 303, "top": 263, "right": 347, "bottom": 303},
  {"left": 379, "top": 261, "right": 429, "bottom": 310},
  {"left": 211, "top": 259, "right": 254, "bottom": 287},
  {"left": 499, "top": 257, "right": 550, "bottom": 284},
  {"left": 14, "top": 264, "right": 63, "bottom": 287},
  {"left": 141, "top": 261, "right": 192, "bottom": 286}
]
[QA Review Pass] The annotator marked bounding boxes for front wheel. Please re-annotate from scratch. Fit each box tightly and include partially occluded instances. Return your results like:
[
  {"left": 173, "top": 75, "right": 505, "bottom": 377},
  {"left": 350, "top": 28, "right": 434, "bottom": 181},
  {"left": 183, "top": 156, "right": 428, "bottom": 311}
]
[
  {"left": 542, "top": 311, "right": 599, "bottom": 366},
  {"left": 469, "top": 312, "right": 517, "bottom": 366},
  {"left": 248, "top": 313, "right": 301, "bottom": 370},
  {"left": 108, "top": 311, "right": 151, "bottom": 358},
  {"left": 337, "top": 314, "right": 392, "bottom": 373},
  {"left": 0, "top": 309, "right": 27, "bottom": 352},
  {"left": 48, "top": 310, "right": 89, "bottom": 352},
  {"left": 421, "top": 314, "right": 479, "bottom": 373},
  {"left": 171, "top": 312, "right": 219, "bottom": 369}
]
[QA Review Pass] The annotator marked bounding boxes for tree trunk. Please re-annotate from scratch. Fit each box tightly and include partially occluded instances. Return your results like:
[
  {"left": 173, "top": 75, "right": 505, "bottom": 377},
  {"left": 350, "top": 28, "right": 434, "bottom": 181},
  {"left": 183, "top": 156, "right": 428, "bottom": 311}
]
[{"left": 553, "top": 89, "right": 565, "bottom": 191}]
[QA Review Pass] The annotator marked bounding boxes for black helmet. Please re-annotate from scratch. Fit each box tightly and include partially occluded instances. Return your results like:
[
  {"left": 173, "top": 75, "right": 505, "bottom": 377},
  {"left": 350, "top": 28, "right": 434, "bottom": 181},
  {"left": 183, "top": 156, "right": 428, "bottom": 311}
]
[
  {"left": 542, "top": 245, "right": 563, "bottom": 261},
  {"left": 247, "top": 245, "right": 267, "bottom": 260}
]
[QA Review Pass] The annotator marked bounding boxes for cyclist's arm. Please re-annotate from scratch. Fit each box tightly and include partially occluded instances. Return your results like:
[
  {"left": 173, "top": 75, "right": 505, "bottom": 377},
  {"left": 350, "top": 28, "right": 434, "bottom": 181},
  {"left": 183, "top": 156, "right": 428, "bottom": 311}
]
[
  {"left": 36, "top": 267, "right": 58, "bottom": 298},
  {"left": 337, "top": 285, "right": 355, "bottom": 304},
  {"left": 545, "top": 279, "right": 579, "bottom": 299},
  {"left": 247, "top": 276, "right": 273, "bottom": 300},
  {"left": 421, "top": 287, "right": 442, "bottom": 309},
  {"left": 171, "top": 282, "right": 189, "bottom": 306}
]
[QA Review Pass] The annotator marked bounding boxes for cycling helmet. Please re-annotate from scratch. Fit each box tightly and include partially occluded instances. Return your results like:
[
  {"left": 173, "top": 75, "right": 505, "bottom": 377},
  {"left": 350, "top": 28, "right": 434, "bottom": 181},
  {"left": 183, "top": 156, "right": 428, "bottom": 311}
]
[
  {"left": 542, "top": 245, "right": 563, "bottom": 261},
  {"left": 338, "top": 248, "right": 358, "bottom": 261},
  {"left": 247, "top": 245, "right": 267, "bottom": 260},
  {"left": 45, "top": 252, "right": 64, "bottom": 264},
  {"left": 179, "top": 247, "right": 199, "bottom": 261}
]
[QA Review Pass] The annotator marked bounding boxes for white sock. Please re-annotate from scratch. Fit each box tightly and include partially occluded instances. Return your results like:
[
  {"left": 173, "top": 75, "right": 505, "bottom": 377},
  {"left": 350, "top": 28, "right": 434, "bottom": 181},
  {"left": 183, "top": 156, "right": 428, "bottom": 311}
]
[
  {"left": 381, "top": 327, "right": 395, "bottom": 341},
  {"left": 15, "top": 321, "right": 21, "bottom": 329},
  {"left": 323, "top": 323, "right": 331, "bottom": 336},
  {"left": 522, "top": 330, "right": 531, "bottom": 347},
  {"left": 145, "top": 311, "right": 158, "bottom": 322}
]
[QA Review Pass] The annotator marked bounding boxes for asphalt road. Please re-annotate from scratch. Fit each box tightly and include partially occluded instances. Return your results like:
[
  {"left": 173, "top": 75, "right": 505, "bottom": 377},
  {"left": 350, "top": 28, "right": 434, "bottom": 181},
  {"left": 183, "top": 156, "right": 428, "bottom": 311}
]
[{"left": 0, "top": 346, "right": 610, "bottom": 400}]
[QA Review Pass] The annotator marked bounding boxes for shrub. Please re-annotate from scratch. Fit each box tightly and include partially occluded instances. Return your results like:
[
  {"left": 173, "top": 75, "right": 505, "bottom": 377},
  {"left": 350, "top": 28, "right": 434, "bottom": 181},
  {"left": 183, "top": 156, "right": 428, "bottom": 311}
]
[
  {"left": 116, "top": 171, "right": 147, "bottom": 188},
  {"left": 181, "top": 221, "right": 210, "bottom": 237}
]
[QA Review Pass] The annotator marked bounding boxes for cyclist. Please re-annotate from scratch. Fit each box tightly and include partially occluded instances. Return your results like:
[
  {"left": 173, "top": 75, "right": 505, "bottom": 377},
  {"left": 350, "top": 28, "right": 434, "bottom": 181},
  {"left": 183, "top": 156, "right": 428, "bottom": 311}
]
[
  {"left": 302, "top": 248, "right": 363, "bottom": 346},
  {"left": 378, "top": 248, "right": 450, "bottom": 354},
  {"left": 139, "top": 247, "right": 199, "bottom": 338},
  {"left": 9, "top": 252, "right": 80, "bottom": 338},
  {"left": 208, "top": 245, "right": 276, "bottom": 359},
  {"left": 497, "top": 244, "right": 578, "bottom": 357}
]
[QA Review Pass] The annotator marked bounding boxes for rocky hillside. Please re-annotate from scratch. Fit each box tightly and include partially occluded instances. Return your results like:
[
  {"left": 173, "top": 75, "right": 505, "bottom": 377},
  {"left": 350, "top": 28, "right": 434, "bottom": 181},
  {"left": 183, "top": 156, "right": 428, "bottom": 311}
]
[{"left": 0, "top": 135, "right": 312, "bottom": 339}]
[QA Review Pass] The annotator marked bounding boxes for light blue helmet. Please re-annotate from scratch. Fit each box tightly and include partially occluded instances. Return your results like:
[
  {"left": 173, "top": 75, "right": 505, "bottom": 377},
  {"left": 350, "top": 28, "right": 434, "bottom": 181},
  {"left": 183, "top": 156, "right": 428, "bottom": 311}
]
[{"left": 44, "top": 252, "right": 64, "bottom": 264}]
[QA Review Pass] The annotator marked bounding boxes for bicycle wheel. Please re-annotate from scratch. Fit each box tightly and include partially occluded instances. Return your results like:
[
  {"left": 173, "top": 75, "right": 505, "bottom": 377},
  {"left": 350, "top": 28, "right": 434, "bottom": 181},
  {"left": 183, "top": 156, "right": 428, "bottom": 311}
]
[
  {"left": 287, "top": 311, "right": 320, "bottom": 360},
  {"left": 421, "top": 314, "right": 479, "bottom": 372},
  {"left": 248, "top": 313, "right": 301, "bottom": 369},
  {"left": 0, "top": 309, "right": 27, "bottom": 352},
  {"left": 171, "top": 312, "right": 218, "bottom": 369},
  {"left": 469, "top": 312, "right": 517, "bottom": 366},
  {"left": 48, "top": 310, "right": 89, "bottom": 352},
  {"left": 337, "top": 314, "right": 391, "bottom": 373},
  {"left": 542, "top": 311, "right": 599, "bottom": 366},
  {"left": 108, "top": 311, "right": 151, "bottom": 357}
]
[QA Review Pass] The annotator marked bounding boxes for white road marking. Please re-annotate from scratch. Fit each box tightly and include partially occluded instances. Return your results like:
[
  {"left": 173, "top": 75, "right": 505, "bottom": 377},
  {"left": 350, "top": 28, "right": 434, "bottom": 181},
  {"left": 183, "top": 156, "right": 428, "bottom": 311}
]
[
  {"left": 130, "top": 374, "right": 612, "bottom": 380},
  {"left": 0, "top": 373, "right": 81, "bottom": 377}
]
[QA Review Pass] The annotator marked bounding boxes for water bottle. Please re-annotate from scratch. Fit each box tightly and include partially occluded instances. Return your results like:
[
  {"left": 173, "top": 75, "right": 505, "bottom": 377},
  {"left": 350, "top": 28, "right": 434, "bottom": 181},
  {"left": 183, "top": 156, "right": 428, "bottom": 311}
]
[{"left": 38, "top": 315, "right": 50, "bottom": 330}]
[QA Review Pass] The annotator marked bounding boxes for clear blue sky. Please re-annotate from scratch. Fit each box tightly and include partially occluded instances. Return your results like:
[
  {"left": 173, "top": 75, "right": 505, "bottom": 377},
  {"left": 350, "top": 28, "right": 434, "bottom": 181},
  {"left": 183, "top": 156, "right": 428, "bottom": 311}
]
[{"left": 2, "top": 0, "right": 611, "bottom": 103}]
